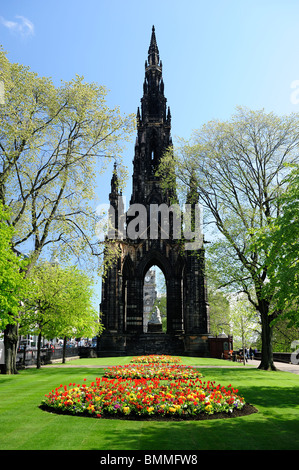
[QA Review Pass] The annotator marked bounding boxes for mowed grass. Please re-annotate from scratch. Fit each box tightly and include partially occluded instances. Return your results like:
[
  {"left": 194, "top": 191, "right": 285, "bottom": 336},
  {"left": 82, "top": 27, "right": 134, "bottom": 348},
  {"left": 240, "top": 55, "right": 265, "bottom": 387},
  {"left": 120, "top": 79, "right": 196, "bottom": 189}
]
[{"left": 0, "top": 356, "right": 299, "bottom": 450}]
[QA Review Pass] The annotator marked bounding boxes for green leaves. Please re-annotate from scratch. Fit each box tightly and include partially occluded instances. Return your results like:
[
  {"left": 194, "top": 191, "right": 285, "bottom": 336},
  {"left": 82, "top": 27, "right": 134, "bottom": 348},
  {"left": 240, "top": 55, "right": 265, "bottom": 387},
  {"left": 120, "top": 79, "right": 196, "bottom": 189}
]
[
  {"left": 159, "top": 107, "right": 299, "bottom": 300},
  {"left": 0, "top": 202, "right": 28, "bottom": 329},
  {"left": 22, "top": 261, "right": 102, "bottom": 340},
  {"left": 252, "top": 164, "right": 299, "bottom": 325},
  {"left": 158, "top": 107, "right": 299, "bottom": 367},
  {"left": 0, "top": 48, "right": 135, "bottom": 269}
]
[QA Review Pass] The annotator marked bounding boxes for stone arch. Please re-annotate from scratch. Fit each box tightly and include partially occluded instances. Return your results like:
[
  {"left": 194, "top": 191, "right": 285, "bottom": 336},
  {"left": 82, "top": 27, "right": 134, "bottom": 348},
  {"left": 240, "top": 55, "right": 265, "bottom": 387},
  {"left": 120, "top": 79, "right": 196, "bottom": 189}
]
[
  {"left": 135, "top": 250, "right": 184, "bottom": 333},
  {"left": 136, "top": 249, "right": 173, "bottom": 281}
]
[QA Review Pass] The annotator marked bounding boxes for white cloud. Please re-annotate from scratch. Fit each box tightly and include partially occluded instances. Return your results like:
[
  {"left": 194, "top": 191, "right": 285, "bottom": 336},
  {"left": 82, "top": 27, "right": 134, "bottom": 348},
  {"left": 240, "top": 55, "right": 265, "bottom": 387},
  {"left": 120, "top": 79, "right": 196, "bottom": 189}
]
[{"left": 0, "top": 15, "right": 34, "bottom": 37}]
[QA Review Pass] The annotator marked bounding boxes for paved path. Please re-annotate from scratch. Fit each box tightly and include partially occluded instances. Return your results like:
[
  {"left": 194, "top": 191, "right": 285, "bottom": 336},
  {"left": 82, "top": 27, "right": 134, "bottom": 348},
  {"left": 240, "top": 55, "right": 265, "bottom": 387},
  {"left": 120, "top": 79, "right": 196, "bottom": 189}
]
[
  {"left": 195, "top": 359, "right": 299, "bottom": 375},
  {"left": 248, "top": 359, "right": 299, "bottom": 375},
  {"left": 42, "top": 359, "right": 299, "bottom": 375}
]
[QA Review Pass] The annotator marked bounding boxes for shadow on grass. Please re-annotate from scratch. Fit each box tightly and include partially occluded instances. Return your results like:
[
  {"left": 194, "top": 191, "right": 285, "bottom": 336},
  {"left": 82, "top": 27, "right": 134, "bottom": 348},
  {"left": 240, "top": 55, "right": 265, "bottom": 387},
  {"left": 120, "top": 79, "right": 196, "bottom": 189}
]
[
  {"left": 197, "top": 368, "right": 299, "bottom": 410},
  {"left": 90, "top": 411, "right": 299, "bottom": 450},
  {"left": 33, "top": 366, "right": 299, "bottom": 412},
  {"left": 34, "top": 366, "right": 299, "bottom": 450},
  {"left": 3, "top": 365, "right": 298, "bottom": 450}
]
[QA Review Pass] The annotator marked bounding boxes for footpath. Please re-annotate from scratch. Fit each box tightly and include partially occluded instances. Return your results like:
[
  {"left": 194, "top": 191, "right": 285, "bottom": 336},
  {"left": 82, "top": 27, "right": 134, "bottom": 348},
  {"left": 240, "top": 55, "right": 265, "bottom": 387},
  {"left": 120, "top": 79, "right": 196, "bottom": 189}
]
[
  {"left": 194, "top": 359, "right": 299, "bottom": 375},
  {"left": 41, "top": 358, "right": 299, "bottom": 375},
  {"left": 248, "top": 359, "right": 299, "bottom": 375}
]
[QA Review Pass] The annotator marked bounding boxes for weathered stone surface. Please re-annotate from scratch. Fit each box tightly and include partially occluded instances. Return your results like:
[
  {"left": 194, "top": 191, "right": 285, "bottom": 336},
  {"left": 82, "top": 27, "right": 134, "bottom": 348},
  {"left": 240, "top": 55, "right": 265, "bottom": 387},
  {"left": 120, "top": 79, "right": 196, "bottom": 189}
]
[{"left": 98, "top": 27, "right": 210, "bottom": 357}]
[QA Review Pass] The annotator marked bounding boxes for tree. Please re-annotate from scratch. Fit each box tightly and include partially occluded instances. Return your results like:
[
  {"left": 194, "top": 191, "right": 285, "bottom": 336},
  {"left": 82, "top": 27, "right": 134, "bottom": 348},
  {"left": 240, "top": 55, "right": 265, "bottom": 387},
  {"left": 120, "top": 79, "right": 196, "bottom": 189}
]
[
  {"left": 229, "top": 293, "right": 261, "bottom": 364},
  {"left": 0, "top": 47, "right": 134, "bottom": 373},
  {"left": 252, "top": 164, "right": 299, "bottom": 327},
  {"left": 205, "top": 258, "right": 231, "bottom": 337},
  {"left": 269, "top": 317, "right": 299, "bottom": 353},
  {"left": 21, "top": 261, "right": 102, "bottom": 368},
  {"left": 208, "top": 290, "right": 231, "bottom": 337},
  {"left": 0, "top": 202, "right": 28, "bottom": 374},
  {"left": 158, "top": 107, "right": 299, "bottom": 370},
  {"left": 0, "top": 47, "right": 134, "bottom": 266}
]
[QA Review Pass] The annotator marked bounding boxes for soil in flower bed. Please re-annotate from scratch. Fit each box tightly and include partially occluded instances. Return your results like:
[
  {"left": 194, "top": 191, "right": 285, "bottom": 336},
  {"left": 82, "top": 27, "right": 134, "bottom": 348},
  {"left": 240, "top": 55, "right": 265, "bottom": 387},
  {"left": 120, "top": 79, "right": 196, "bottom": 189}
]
[{"left": 39, "top": 402, "right": 258, "bottom": 421}]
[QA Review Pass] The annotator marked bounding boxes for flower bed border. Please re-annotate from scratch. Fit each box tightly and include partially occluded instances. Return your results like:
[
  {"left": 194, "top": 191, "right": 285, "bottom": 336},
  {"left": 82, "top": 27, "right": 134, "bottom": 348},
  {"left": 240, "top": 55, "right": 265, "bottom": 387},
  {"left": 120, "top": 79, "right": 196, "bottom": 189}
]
[
  {"left": 39, "top": 402, "right": 258, "bottom": 421},
  {"left": 41, "top": 375, "right": 258, "bottom": 421},
  {"left": 40, "top": 356, "right": 258, "bottom": 421}
]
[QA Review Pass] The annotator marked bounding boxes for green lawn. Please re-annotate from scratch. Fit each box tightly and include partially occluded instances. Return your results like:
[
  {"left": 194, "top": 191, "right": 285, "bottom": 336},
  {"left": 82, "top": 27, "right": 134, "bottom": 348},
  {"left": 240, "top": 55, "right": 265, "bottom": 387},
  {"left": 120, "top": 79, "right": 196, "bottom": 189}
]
[
  {"left": 56, "top": 355, "right": 252, "bottom": 367},
  {"left": 0, "top": 356, "right": 299, "bottom": 451}
]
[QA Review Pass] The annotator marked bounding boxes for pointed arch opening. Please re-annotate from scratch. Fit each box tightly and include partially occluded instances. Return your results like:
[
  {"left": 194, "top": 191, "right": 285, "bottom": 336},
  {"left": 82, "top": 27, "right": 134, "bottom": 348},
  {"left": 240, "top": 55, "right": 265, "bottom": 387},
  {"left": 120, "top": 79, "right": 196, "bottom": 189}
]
[{"left": 143, "top": 265, "right": 167, "bottom": 333}]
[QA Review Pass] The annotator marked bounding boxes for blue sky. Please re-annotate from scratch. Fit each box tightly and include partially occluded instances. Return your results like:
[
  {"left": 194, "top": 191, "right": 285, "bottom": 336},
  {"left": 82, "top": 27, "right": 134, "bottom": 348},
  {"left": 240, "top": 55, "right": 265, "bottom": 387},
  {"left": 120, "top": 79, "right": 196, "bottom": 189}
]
[
  {"left": 2, "top": 0, "right": 299, "bottom": 299},
  {"left": 2, "top": 0, "right": 299, "bottom": 201}
]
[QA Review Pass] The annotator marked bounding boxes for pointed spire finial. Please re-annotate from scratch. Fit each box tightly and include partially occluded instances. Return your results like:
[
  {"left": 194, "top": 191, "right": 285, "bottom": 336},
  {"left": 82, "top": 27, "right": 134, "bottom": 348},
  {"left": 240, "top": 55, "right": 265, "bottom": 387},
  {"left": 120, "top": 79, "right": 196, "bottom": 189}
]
[
  {"left": 110, "top": 161, "right": 118, "bottom": 194},
  {"left": 148, "top": 25, "right": 159, "bottom": 66}
]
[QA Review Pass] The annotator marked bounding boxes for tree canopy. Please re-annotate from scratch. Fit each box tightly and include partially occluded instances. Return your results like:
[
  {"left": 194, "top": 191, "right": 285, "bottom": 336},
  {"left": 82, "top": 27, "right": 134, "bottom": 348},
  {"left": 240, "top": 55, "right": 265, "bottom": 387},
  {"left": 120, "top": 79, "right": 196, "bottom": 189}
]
[
  {"left": 251, "top": 164, "right": 299, "bottom": 327},
  {"left": 0, "top": 201, "right": 28, "bottom": 331},
  {"left": 21, "top": 261, "right": 102, "bottom": 367},
  {"left": 0, "top": 46, "right": 134, "bottom": 373},
  {"left": 0, "top": 46, "right": 135, "bottom": 270},
  {"left": 158, "top": 107, "right": 299, "bottom": 369}
]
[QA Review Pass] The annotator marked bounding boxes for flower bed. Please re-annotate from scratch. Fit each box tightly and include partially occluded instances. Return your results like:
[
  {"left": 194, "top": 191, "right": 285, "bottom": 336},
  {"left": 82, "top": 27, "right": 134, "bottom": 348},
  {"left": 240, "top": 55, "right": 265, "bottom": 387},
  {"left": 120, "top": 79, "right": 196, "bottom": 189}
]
[
  {"left": 41, "top": 376, "right": 246, "bottom": 420},
  {"left": 103, "top": 364, "right": 203, "bottom": 380},
  {"left": 130, "top": 355, "right": 182, "bottom": 364}
]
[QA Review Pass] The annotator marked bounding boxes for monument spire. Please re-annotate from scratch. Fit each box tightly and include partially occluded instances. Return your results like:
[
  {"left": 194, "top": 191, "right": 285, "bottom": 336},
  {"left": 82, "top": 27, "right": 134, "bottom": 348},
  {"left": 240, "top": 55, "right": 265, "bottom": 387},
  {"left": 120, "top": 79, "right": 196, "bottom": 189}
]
[
  {"left": 130, "top": 26, "right": 172, "bottom": 206},
  {"left": 99, "top": 26, "right": 210, "bottom": 358},
  {"left": 148, "top": 25, "right": 160, "bottom": 66}
]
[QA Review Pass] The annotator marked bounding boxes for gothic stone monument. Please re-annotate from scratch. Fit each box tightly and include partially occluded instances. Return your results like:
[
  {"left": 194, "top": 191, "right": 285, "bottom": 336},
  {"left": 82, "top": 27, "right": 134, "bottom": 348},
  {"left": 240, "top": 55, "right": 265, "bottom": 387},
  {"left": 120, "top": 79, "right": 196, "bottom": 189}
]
[{"left": 98, "top": 26, "right": 210, "bottom": 357}]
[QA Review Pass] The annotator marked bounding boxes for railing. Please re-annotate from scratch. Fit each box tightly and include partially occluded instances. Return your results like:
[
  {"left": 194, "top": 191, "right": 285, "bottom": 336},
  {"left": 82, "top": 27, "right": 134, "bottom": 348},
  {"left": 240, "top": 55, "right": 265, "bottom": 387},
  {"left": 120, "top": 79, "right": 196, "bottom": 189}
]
[
  {"left": 16, "top": 346, "right": 82, "bottom": 367},
  {"left": 14, "top": 347, "right": 293, "bottom": 368},
  {"left": 253, "top": 352, "right": 292, "bottom": 363}
]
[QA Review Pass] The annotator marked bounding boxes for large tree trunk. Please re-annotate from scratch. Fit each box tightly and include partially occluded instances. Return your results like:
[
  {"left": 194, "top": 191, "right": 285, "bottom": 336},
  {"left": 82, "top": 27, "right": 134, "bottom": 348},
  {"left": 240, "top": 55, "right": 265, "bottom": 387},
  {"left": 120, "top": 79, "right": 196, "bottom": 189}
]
[
  {"left": 36, "top": 332, "right": 42, "bottom": 369},
  {"left": 62, "top": 336, "right": 67, "bottom": 364},
  {"left": 3, "top": 323, "right": 19, "bottom": 374},
  {"left": 258, "top": 299, "right": 276, "bottom": 370}
]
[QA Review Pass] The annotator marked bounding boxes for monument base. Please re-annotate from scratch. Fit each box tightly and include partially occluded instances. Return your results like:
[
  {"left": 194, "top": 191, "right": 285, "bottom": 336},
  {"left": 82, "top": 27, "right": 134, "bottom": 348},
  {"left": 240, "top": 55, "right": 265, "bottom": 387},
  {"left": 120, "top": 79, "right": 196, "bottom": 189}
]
[
  {"left": 183, "top": 334, "right": 212, "bottom": 357},
  {"left": 97, "top": 331, "right": 211, "bottom": 357},
  {"left": 147, "top": 323, "right": 163, "bottom": 333}
]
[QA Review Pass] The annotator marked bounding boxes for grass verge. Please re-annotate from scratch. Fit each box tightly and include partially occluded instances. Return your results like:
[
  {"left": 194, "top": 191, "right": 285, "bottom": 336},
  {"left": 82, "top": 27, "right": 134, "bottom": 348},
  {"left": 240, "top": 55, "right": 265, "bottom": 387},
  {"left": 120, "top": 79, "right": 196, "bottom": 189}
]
[{"left": 0, "top": 356, "right": 298, "bottom": 450}]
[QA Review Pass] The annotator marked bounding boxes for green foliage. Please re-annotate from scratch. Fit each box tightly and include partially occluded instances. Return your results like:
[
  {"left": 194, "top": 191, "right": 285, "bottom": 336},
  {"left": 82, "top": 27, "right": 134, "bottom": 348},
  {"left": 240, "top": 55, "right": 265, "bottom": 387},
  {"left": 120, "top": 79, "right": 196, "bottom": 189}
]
[
  {"left": 251, "top": 164, "right": 299, "bottom": 326},
  {"left": 0, "top": 201, "right": 28, "bottom": 330},
  {"left": 159, "top": 108, "right": 299, "bottom": 292},
  {"left": 270, "top": 317, "right": 299, "bottom": 352},
  {"left": 208, "top": 289, "right": 231, "bottom": 337},
  {"left": 229, "top": 293, "right": 261, "bottom": 349},
  {"left": 0, "top": 46, "right": 135, "bottom": 270},
  {"left": 21, "top": 261, "right": 102, "bottom": 340},
  {"left": 159, "top": 107, "right": 299, "bottom": 367}
]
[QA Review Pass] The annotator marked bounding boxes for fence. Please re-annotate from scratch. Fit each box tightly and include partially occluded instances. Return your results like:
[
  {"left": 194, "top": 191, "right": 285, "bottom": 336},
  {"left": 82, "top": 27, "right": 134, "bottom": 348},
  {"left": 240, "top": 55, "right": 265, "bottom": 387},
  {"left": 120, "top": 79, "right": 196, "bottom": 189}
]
[
  {"left": 253, "top": 352, "right": 292, "bottom": 363},
  {"left": 12, "top": 348, "right": 294, "bottom": 369},
  {"left": 16, "top": 346, "right": 83, "bottom": 368}
]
